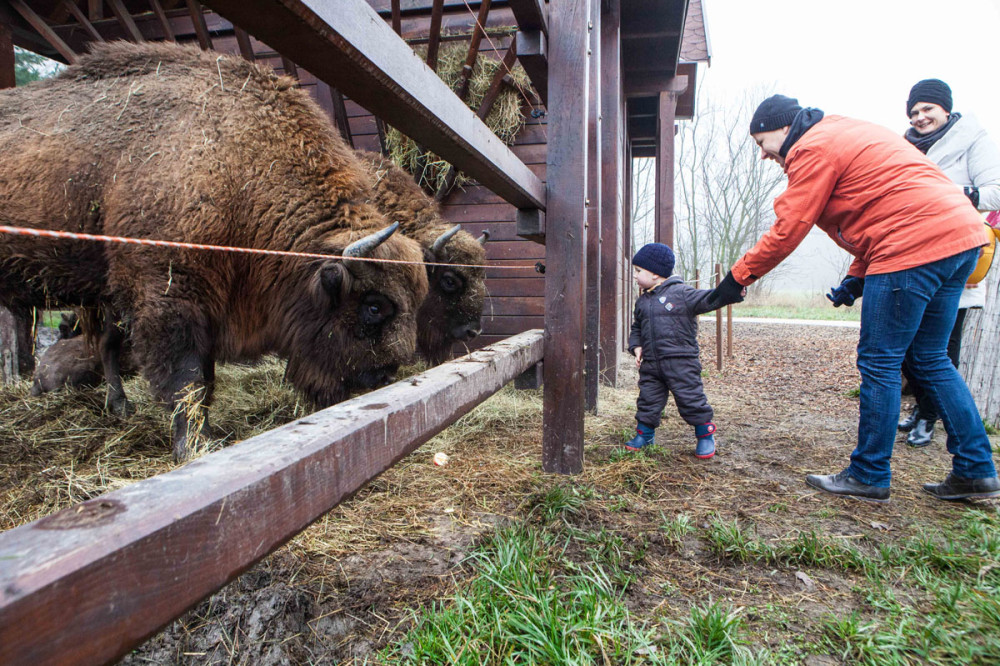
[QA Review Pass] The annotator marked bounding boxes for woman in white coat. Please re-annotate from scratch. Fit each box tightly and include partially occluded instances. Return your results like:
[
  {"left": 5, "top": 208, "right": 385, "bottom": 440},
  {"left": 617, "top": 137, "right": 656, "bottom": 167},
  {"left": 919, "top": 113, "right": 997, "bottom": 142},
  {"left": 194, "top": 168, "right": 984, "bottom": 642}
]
[{"left": 898, "top": 78, "right": 1000, "bottom": 446}]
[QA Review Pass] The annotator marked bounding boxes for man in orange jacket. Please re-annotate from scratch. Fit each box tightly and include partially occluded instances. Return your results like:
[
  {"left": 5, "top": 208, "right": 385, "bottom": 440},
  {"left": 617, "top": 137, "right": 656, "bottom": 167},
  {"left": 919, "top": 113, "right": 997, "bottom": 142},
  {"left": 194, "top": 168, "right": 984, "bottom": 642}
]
[{"left": 709, "top": 94, "right": 998, "bottom": 503}]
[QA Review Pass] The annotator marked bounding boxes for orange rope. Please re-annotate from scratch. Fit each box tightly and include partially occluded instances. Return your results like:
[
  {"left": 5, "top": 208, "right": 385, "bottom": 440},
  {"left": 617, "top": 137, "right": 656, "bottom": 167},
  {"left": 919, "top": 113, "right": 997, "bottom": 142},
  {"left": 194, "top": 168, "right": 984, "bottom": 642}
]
[{"left": 0, "top": 225, "right": 525, "bottom": 271}]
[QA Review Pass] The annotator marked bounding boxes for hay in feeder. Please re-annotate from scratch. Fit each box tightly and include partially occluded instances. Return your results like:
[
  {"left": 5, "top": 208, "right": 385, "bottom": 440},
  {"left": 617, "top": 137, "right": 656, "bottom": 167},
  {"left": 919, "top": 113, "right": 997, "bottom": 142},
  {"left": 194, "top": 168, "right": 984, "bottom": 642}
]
[{"left": 386, "top": 35, "right": 533, "bottom": 195}]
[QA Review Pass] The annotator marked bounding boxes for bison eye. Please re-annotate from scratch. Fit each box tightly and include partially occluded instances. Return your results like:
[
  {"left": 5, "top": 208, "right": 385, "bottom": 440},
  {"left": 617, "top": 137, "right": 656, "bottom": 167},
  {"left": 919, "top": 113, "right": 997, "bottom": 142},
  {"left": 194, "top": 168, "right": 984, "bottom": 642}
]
[
  {"left": 359, "top": 293, "right": 395, "bottom": 328},
  {"left": 438, "top": 270, "right": 464, "bottom": 295}
]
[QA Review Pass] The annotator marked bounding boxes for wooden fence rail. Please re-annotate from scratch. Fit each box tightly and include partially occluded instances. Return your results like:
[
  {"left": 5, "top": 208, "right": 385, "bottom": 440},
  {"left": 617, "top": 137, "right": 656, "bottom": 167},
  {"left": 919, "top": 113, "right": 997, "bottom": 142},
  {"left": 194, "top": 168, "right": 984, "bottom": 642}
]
[{"left": 0, "top": 329, "right": 544, "bottom": 666}]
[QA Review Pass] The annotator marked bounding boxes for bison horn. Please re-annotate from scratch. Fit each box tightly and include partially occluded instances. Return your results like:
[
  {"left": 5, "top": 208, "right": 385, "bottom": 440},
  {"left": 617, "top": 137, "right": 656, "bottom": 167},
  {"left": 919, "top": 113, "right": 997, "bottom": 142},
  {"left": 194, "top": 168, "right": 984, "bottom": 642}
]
[
  {"left": 343, "top": 222, "right": 399, "bottom": 258},
  {"left": 430, "top": 224, "right": 462, "bottom": 256},
  {"left": 477, "top": 230, "right": 490, "bottom": 245}
]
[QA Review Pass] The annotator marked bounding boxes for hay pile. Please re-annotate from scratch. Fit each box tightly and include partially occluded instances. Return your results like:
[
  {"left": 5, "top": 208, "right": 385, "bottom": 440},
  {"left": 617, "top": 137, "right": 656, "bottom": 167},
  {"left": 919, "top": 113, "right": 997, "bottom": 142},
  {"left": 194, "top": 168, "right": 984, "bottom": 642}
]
[
  {"left": 0, "top": 356, "right": 307, "bottom": 530},
  {"left": 387, "top": 35, "right": 533, "bottom": 195}
]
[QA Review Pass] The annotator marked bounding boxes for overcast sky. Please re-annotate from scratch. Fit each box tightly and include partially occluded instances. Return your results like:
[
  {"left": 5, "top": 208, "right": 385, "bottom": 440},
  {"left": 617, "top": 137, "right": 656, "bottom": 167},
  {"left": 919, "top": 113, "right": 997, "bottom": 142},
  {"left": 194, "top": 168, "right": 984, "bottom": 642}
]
[
  {"left": 685, "top": 0, "right": 1000, "bottom": 294},
  {"left": 698, "top": 0, "right": 1000, "bottom": 138}
]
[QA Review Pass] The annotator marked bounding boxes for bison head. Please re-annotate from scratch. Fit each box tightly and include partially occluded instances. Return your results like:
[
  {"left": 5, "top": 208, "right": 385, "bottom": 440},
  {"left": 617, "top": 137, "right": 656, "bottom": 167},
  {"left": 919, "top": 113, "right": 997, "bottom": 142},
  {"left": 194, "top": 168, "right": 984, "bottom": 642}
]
[
  {"left": 282, "top": 222, "right": 428, "bottom": 407},
  {"left": 416, "top": 224, "right": 488, "bottom": 365}
]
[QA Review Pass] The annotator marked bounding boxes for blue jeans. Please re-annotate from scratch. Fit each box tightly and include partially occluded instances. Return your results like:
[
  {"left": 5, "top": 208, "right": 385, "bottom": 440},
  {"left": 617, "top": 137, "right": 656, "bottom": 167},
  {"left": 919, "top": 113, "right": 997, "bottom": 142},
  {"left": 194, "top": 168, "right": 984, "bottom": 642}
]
[{"left": 850, "top": 248, "right": 997, "bottom": 487}]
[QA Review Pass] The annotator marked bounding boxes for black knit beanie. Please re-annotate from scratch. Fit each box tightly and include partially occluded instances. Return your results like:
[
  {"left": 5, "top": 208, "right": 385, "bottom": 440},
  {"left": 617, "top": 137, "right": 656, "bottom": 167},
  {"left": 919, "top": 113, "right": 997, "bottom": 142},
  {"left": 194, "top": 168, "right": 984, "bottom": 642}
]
[
  {"left": 749, "top": 94, "right": 802, "bottom": 134},
  {"left": 907, "top": 79, "right": 952, "bottom": 117},
  {"left": 632, "top": 243, "right": 675, "bottom": 279}
]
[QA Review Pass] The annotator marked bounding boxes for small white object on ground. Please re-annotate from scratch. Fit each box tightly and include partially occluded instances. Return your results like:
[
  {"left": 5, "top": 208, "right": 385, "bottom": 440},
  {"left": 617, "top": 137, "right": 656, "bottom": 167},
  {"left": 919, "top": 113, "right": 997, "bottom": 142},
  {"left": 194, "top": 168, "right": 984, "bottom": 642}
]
[{"left": 433, "top": 451, "right": 449, "bottom": 466}]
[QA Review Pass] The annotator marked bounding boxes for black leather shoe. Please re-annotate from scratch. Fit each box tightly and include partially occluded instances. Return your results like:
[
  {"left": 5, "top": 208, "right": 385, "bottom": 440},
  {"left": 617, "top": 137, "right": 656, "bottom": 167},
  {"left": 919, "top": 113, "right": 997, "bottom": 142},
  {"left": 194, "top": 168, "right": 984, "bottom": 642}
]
[
  {"left": 906, "top": 419, "right": 935, "bottom": 448},
  {"left": 898, "top": 405, "right": 920, "bottom": 432},
  {"left": 923, "top": 474, "right": 1000, "bottom": 501},
  {"left": 805, "top": 470, "right": 890, "bottom": 503}
]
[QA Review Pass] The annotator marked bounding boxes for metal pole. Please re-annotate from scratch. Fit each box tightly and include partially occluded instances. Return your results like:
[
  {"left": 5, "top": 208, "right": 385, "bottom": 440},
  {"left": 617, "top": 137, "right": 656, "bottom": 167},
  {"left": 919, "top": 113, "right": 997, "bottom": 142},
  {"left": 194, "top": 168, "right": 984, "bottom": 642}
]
[{"left": 726, "top": 303, "right": 733, "bottom": 358}]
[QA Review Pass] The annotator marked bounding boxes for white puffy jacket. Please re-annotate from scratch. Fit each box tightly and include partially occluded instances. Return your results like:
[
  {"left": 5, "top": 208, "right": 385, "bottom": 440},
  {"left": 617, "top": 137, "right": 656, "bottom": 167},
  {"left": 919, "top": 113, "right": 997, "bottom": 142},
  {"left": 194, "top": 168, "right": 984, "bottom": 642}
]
[{"left": 926, "top": 113, "right": 1000, "bottom": 308}]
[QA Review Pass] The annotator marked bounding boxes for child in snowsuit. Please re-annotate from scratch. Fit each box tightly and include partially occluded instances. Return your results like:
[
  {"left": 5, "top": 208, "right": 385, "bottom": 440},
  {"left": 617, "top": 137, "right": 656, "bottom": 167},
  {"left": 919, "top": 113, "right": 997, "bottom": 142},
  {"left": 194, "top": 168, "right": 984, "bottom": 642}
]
[{"left": 626, "top": 243, "right": 741, "bottom": 458}]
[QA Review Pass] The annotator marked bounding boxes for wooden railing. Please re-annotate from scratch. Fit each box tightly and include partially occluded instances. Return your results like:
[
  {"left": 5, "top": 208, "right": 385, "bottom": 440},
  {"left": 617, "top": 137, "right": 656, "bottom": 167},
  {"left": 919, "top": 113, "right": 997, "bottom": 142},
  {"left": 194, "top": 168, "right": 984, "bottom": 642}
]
[{"left": 0, "top": 329, "right": 543, "bottom": 666}]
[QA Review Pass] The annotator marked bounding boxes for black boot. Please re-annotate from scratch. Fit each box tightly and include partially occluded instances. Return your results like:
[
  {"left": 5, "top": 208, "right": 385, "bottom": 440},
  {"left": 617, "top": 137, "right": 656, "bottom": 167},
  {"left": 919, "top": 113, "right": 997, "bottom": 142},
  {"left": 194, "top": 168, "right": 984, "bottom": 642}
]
[
  {"left": 898, "top": 404, "right": 920, "bottom": 432},
  {"left": 906, "top": 419, "right": 935, "bottom": 448},
  {"left": 805, "top": 470, "right": 890, "bottom": 503},
  {"left": 923, "top": 474, "right": 1000, "bottom": 501}
]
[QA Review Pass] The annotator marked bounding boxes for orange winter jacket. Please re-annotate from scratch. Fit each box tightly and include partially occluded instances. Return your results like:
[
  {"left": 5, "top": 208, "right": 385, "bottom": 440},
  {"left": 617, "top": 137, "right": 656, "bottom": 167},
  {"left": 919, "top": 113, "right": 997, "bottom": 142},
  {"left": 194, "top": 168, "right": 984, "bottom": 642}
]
[{"left": 732, "top": 115, "right": 986, "bottom": 284}]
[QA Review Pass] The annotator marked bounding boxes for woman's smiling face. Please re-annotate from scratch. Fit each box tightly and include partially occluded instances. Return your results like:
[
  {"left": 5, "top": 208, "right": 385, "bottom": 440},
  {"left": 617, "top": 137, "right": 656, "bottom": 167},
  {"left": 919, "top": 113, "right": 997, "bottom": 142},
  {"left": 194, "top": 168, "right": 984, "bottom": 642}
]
[{"left": 909, "top": 102, "right": 950, "bottom": 135}]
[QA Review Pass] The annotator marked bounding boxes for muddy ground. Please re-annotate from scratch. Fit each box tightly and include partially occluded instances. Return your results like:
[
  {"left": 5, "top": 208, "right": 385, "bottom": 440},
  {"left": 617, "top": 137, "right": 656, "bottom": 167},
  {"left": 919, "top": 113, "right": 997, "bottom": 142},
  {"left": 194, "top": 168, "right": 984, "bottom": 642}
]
[{"left": 3, "top": 321, "right": 997, "bottom": 664}]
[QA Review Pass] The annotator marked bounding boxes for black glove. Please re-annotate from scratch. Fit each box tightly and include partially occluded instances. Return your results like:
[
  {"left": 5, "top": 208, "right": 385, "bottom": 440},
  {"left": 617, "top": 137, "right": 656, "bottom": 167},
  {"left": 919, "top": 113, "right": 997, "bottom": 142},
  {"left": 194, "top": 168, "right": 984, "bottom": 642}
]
[
  {"left": 707, "top": 271, "right": 746, "bottom": 309},
  {"left": 964, "top": 186, "right": 980, "bottom": 209},
  {"left": 826, "top": 275, "right": 864, "bottom": 307}
]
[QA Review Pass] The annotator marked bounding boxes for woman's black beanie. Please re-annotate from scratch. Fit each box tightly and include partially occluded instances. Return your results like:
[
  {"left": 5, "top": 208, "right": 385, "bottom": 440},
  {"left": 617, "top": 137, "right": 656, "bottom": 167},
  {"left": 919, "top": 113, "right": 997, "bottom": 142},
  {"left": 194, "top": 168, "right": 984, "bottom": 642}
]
[
  {"left": 907, "top": 79, "right": 952, "bottom": 117},
  {"left": 749, "top": 94, "right": 802, "bottom": 134}
]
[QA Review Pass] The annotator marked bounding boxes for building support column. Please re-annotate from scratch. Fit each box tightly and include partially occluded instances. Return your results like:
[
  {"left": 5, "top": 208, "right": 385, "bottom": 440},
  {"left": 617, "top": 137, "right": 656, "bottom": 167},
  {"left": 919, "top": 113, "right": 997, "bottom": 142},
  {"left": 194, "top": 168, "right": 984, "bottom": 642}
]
[
  {"left": 543, "top": 0, "right": 590, "bottom": 474},
  {"left": 584, "top": 0, "right": 601, "bottom": 413},
  {"left": 599, "top": 0, "right": 622, "bottom": 387}
]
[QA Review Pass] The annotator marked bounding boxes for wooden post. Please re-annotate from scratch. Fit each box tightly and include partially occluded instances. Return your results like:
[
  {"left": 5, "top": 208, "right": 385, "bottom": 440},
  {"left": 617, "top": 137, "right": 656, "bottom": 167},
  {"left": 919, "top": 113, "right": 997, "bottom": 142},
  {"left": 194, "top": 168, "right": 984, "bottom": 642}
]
[
  {"left": 726, "top": 304, "right": 733, "bottom": 358},
  {"left": 584, "top": 0, "right": 601, "bottom": 413},
  {"left": 543, "top": 0, "right": 589, "bottom": 474},
  {"left": 654, "top": 90, "right": 676, "bottom": 246},
  {"left": 0, "top": 21, "right": 14, "bottom": 90},
  {"left": 694, "top": 268, "right": 699, "bottom": 289},
  {"left": 598, "top": 0, "right": 621, "bottom": 387},
  {"left": 426, "top": 0, "right": 444, "bottom": 71},
  {"left": 0, "top": 307, "right": 17, "bottom": 384},
  {"left": 185, "top": 0, "right": 213, "bottom": 50},
  {"left": 715, "top": 263, "right": 723, "bottom": 371}
]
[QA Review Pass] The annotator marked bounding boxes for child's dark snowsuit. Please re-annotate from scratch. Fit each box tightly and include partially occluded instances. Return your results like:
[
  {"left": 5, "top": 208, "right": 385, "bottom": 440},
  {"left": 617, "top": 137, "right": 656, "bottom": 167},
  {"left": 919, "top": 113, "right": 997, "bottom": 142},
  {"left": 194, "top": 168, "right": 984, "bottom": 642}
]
[{"left": 628, "top": 276, "right": 719, "bottom": 428}]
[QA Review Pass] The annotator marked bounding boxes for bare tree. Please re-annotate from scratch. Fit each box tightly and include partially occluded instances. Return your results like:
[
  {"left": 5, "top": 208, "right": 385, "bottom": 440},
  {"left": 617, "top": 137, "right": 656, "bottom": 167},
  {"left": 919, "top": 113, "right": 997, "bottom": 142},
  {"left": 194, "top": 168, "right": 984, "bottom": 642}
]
[
  {"left": 630, "top": 157, "right": 656, "bottom": 254},
  {"left": 674, "top": 86, "right": 789, "bottom": 286}
]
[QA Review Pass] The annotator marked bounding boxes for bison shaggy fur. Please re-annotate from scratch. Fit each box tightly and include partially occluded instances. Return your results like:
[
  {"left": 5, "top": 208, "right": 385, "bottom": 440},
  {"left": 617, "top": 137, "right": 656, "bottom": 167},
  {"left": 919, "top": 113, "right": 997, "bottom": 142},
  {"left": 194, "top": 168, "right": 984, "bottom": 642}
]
[
  {"left": 0, "top": 42, "right": 428, "bottom": 459},
  {"left": 359, "top": 152, "right": 487, "bottom": 365}
]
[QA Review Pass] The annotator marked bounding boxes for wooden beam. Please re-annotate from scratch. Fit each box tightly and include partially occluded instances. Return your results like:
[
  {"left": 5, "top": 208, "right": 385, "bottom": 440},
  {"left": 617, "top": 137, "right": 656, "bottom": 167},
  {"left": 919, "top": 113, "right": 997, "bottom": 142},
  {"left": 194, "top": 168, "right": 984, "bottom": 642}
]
[
  {"left": 453, "top": 0, "right": 491, "bottom": 101},
  {"left": 233, "top": 26, "right": 255, "bottom": 60},
  {"left": 625, "top": 72, "right": 687, "bottom": 98},
  {"left": 8, "top": 0, "right": 78, "bottom": 63},
  {"left": 508, "top": 0, "right": 547, "bottom": 37},
  {"left": 60, "top": 0, "right": 105, "bottom": 42},
  {"left": 148, "top": 0, "right": 176, "bottom": 41},
  {"left": 425, "top": 0, "right": 444, "bottom": 71},
  {"left": 106, "top": 0, "right": 145, "bottom": 41},
  {"left": 654, "top": 89, "right": 676, "bottom": 247},
  {"left": 186, "top": 0, "right": 213, "bottom": 50},
  {"left": 199, "top": 0, "right": 545, "bottom": 209},
  {"left": 88, "top": 0, "right": 103, "bottom": 20},
  {"left": 515, "top": 29, "right": 547, "bottom": 108},
  {"left": 320, "top": 81, "right": 354, "bottom": 148},
  {"left": 599, "top": 0, "right": 621, "bottom": 387},
  {"left": 280, "top": 55, "right": 299, "bottom": 79},
  {"left": 543, "top": 0, "right": 589, "bottom": 474},
  {"left": 584, "top": 0, "right": 600, "bottom": 413},
  {"left": 0, "top": 21, "right": 14, "bottom": 89},
  {"left": 0, "top": 330, "right": 544, "bottom": 665},
  {"left": 516, "top": 208, "right": 545, "bottom": 242},
  {"left": 475, "top": 36, "right": 517, "bottom": 119},
  {"left": 390, "top": 0, "right": 401, "bottom": 33}
]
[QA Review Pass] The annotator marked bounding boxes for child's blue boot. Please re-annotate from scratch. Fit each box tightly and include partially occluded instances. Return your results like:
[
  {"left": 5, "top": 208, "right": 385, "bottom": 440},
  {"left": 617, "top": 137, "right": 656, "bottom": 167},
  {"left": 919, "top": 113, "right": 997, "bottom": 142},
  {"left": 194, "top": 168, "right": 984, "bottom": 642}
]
[
  {"left": 695, "top": 422, "right": 716, "bottom": 459},
  {"left": 625, "top": 422, "right": 655, "bottom": 451}
]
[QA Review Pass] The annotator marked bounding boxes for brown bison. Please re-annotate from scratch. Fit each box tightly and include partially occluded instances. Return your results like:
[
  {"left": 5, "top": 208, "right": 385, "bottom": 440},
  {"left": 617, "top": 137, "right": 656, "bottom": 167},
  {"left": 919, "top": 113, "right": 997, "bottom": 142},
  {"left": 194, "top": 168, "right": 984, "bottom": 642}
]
[
  {"left": 30, "top": 312, "right": 138, "bottom": 397},
  {"left": 358, "top": 152, "right": 488, "bottom": 365},
  {"left": 0, "top": 42, "right": 428, "bottom": 460}
]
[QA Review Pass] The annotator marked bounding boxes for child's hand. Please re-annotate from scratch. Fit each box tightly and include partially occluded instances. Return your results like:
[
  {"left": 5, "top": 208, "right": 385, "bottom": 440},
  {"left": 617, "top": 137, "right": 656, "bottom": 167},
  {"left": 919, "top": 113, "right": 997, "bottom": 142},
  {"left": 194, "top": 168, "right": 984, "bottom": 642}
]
[{"left": 635, "top": 347, "right": 643, "bottom": 367}]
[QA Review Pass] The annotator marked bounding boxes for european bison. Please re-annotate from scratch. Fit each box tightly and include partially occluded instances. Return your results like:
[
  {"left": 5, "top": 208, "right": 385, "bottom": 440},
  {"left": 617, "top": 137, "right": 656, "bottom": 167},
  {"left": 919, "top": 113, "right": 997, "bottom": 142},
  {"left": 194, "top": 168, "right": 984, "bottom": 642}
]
[
  {"left": 359, "top": 152, "right": 488, "bottom": 365},
  {"left": 0, "top": 42, "right": 428, "bottom": 460},
  {"left": 30, "top": 311, "right": 138, "bottom": 397}
]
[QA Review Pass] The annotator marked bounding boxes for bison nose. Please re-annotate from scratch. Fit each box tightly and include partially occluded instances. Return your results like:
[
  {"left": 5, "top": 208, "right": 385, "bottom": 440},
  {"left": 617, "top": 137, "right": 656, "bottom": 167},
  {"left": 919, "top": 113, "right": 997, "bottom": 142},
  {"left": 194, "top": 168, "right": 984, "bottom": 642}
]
[{"left": 452, "top": 323, "right": 481, "bottom": 342}]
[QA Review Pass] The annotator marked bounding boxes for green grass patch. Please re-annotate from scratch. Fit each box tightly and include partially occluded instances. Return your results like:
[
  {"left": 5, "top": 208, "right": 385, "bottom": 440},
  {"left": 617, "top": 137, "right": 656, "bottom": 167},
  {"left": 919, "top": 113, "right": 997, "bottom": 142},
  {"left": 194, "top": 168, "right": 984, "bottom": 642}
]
[{"left": 729, "top": 304, "right": 861, "bottom": 322}]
